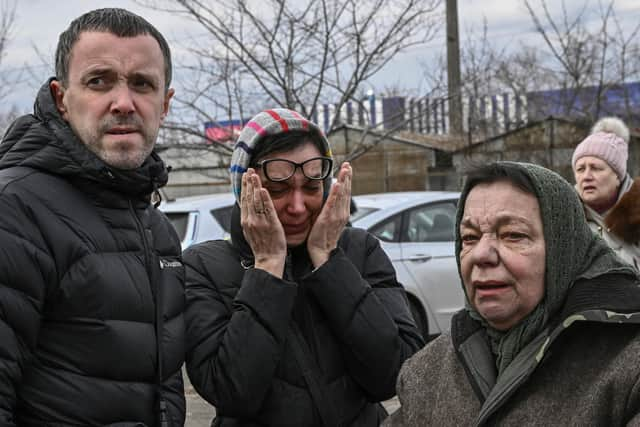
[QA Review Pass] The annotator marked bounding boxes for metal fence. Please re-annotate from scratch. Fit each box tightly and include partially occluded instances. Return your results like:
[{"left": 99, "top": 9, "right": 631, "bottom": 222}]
[
  {"left": 311, "top": 93, "right": 529, "bottom": 137},
  {"left": 204, "top": 82, "right": 640, "bottom": 140}
]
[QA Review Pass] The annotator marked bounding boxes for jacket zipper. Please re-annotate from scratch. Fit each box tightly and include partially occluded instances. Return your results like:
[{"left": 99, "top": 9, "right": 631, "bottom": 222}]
[{"left": 129, "top": 200, "right": 169, "bottom": 426}]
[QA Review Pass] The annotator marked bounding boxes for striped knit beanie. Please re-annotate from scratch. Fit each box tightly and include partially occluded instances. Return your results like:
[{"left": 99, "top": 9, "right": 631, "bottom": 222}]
[{"left": 229, "top": 108, "right": 333, "bottom": 203}]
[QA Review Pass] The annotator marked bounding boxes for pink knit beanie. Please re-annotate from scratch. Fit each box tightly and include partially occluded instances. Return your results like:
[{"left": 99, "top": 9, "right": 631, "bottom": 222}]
[{"left": 572, "top": 117, "right": 629, "bottom": 179}]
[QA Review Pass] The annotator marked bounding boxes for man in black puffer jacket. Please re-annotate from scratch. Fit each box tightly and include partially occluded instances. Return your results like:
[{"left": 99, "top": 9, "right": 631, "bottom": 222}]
[{"left": 0, "top": 8, "right": 185, "bottom": 426}]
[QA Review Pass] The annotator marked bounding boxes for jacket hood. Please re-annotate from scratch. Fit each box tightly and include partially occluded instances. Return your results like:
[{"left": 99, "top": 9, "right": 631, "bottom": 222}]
[{"left": 0, "top": 78, "right": 169, "bottom": 197}]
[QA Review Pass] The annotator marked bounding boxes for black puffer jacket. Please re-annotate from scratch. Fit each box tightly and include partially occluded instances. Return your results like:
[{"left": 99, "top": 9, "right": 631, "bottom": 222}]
[
  {"left": 184, "top": 206, "right": 424, "bottom": 426},
  {"left": 0, "top": 80, "right": 186, "bottom": 426}
]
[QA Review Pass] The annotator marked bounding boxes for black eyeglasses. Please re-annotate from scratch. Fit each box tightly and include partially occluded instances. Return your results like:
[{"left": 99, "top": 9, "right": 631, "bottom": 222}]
[{"left": 256, "top": 156, "right": 333, "bottom": 182}]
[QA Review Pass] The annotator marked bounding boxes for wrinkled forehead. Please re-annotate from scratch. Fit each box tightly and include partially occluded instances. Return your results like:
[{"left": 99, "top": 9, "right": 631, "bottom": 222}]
[
  {"left": 574, "top": 155, "right": 614, "bottom": 169},
  {"left": 462, "top": 181, "right": 542, "bottom": 228}
]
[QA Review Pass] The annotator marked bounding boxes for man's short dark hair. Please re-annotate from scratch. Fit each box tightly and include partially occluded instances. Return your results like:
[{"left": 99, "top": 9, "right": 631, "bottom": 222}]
[{"left": 55, "top": 8, "right": 172, "bottom": 90}]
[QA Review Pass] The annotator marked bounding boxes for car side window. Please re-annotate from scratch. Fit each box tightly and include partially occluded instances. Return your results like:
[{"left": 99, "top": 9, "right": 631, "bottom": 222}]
[
  {"left": 404, "top": 201, "right": 457, "bottom": 242},
  {"left": 165, "top": 212, "right": 190, "bottom": 241},
  {"left": 211, "top": 206, "right": 233, "bottom": 233},
  {"left": 370, "top": 213, "right": 401, "bottom": 242}
]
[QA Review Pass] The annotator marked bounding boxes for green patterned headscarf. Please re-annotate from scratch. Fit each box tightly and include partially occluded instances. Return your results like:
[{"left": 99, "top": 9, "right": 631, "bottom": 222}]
[{"left": 455, "top": 162, "right": 636, "bottom": 374}]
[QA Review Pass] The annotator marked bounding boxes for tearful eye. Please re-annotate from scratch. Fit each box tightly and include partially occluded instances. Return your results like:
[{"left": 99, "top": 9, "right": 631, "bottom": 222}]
[
  {"left": 502, "top": 232, "right": 528, "bottom": 241},
  {"left": 266, "top": 186, "right": 288, "bottom": 197},
  {"left": 460, "top": 233, "right": 479, "bottom": 244},
  {"left": 304, "top": 183, "right": 322, "bottom": 192}
]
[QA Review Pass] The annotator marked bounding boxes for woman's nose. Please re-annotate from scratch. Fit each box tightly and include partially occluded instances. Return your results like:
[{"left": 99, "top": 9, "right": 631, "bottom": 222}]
[
  {"left": 286, "top": 187, "right": 307, "bottom": 214},
  {"left": 470, "top": 234, "right": 499, "bottom": 265}
]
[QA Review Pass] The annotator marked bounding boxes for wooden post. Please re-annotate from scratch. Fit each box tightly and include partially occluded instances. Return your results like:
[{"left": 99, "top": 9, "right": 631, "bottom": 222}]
[{"left": 446, "top": 0, "right": 463, "bottom": 135}]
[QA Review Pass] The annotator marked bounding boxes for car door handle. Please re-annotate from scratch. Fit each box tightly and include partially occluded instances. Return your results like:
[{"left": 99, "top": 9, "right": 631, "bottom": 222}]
[{"left": 406, "top": 254, "right": 432, "bottom": 263}]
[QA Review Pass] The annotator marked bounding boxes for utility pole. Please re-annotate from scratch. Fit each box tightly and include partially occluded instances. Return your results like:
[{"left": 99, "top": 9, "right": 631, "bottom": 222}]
[{"left": 446, "top": 0, "right": 463, "bottom": 135}]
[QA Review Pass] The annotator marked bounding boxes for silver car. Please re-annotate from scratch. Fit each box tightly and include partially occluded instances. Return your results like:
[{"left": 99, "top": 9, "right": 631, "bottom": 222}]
[
  {"left": 161, "top": 190, "right": 465, "bottom": 339},
  {"left": 351, "top": 191, "right": 465, "bottom": 339},
  {"left": 159, "top": 193, "right": 236, "bottom": 250}
]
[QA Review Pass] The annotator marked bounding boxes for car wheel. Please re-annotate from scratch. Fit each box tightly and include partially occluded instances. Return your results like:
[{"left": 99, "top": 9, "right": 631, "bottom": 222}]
[{"left": 408, "top": 298, "right": 429, "bottom": 341}]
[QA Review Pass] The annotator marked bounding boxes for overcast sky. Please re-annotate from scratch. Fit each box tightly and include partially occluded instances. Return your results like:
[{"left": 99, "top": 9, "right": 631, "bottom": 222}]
[{"left": 4, "top": 0, "right": 639, "bottom": 113}]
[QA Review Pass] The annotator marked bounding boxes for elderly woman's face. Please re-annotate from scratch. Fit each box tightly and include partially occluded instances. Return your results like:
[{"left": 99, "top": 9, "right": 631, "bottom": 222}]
[
  {"left": 574, "top": 156, "right": 620, "bottom": 213},
  {"left": 459, "top": 180, "right": 546, "bottom": 331},
  {"left": 257, "top": 141, "right": 325, "bottom": 247}
]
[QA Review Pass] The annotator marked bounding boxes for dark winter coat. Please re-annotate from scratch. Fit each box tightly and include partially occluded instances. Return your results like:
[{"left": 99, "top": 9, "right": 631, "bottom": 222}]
[
  {"left": 0, "top": 80, "right": 186, "bottom": 426},
  {"left": 601, "top": 175, "right": 640, "bottom": 270},
  {"left": 385, "top": 274, "right": 640, "bottom": 427},
  {"left": 184, "top": 206, "right": 424, "bottom": 426}
]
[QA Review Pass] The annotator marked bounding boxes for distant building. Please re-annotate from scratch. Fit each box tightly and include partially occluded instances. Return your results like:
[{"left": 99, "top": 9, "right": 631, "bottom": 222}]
[
  {"left": 160, "top": 83, "right": 640, "bottom": 198},
  {"left": 527, "top": 81, "right": 640, "bottom": 128}
]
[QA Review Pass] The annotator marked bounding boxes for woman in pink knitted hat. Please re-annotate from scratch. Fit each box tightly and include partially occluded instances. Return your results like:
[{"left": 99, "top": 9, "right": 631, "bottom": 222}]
[{"left": 572, "top": 116, "right": 640, "bottom": 270}]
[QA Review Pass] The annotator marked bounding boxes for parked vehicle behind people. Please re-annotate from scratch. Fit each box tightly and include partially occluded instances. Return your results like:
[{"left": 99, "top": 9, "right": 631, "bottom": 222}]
[
  {"left": 351, "top": 191, "right": 463, "bottom": 340},
  {"left": 160, "top": 192, "right": 235, "bottom": 249},
  {"left": 162, "top": 189, "right": 465, "bottom": 340}
]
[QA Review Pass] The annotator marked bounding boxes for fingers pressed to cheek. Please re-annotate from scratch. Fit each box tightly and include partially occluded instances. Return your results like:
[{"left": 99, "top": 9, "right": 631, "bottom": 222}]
[
  {"left": 253, "top": 174, "right": 264, "bottom": 193},
  {"left": 344, "top": 170, "right": 352, "bottom": 192},
  {"left": 330, "top": 183, "right": 342, "bottom": 209},
  {"left": 258, "top": 187, "right": 268, "bottom": 208},
  {"left": 260, "top": 188, "right": 275, "bottom": 217},
  {"left": 241, "top": 173, "right": 250, "bottom": 219},
  {"left": 245, "top": 173, "right": 251, "bottom": 189},
  {"left": 240, "top": 174, "right": 246, "bottom": 202},
  {"left": 344, "top": 168, "right": 352, "bottom": 198}
]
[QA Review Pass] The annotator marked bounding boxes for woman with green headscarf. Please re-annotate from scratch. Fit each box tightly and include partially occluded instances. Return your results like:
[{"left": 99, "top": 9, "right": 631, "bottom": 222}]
[{"left": 385, "top": 162, "right": 640, "bottom": 427}]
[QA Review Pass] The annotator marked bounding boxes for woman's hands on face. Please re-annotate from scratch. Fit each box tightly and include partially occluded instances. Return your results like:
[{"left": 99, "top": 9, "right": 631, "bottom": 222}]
[
  {"left": 307, "top": 162, "right": 352, "bottom": 268},
  {"left": 240, "top": 168, "right": 287, "bottom": 278}
]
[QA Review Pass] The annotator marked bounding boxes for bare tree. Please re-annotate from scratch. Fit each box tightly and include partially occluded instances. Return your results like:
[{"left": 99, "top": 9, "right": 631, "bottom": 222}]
[
  {"left": 0, "top": 103, "right": 21, "bottom": 136},
  {"left": 136, "top": 0, "right": 442, "bottom": 148},
  {"left": 523, "top": 0, "right": 640, "bottom": 122},
  {"left": 422, "top": 18, "right": 511, "bottom": 138},
  {"left": 0, "top": 0, "right": 17, "bottom": 100},
  {"left": 494, "top": 45, "right": 556, "bottom": 95},
  {"left": 420, "top": 0, "right": 640, "bottom": 143}
]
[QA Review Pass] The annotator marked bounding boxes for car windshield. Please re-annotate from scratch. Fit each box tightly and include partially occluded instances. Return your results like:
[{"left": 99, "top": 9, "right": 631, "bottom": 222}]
[{"left": 350, "top": 207, "right": 378, "bottom": 222}]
